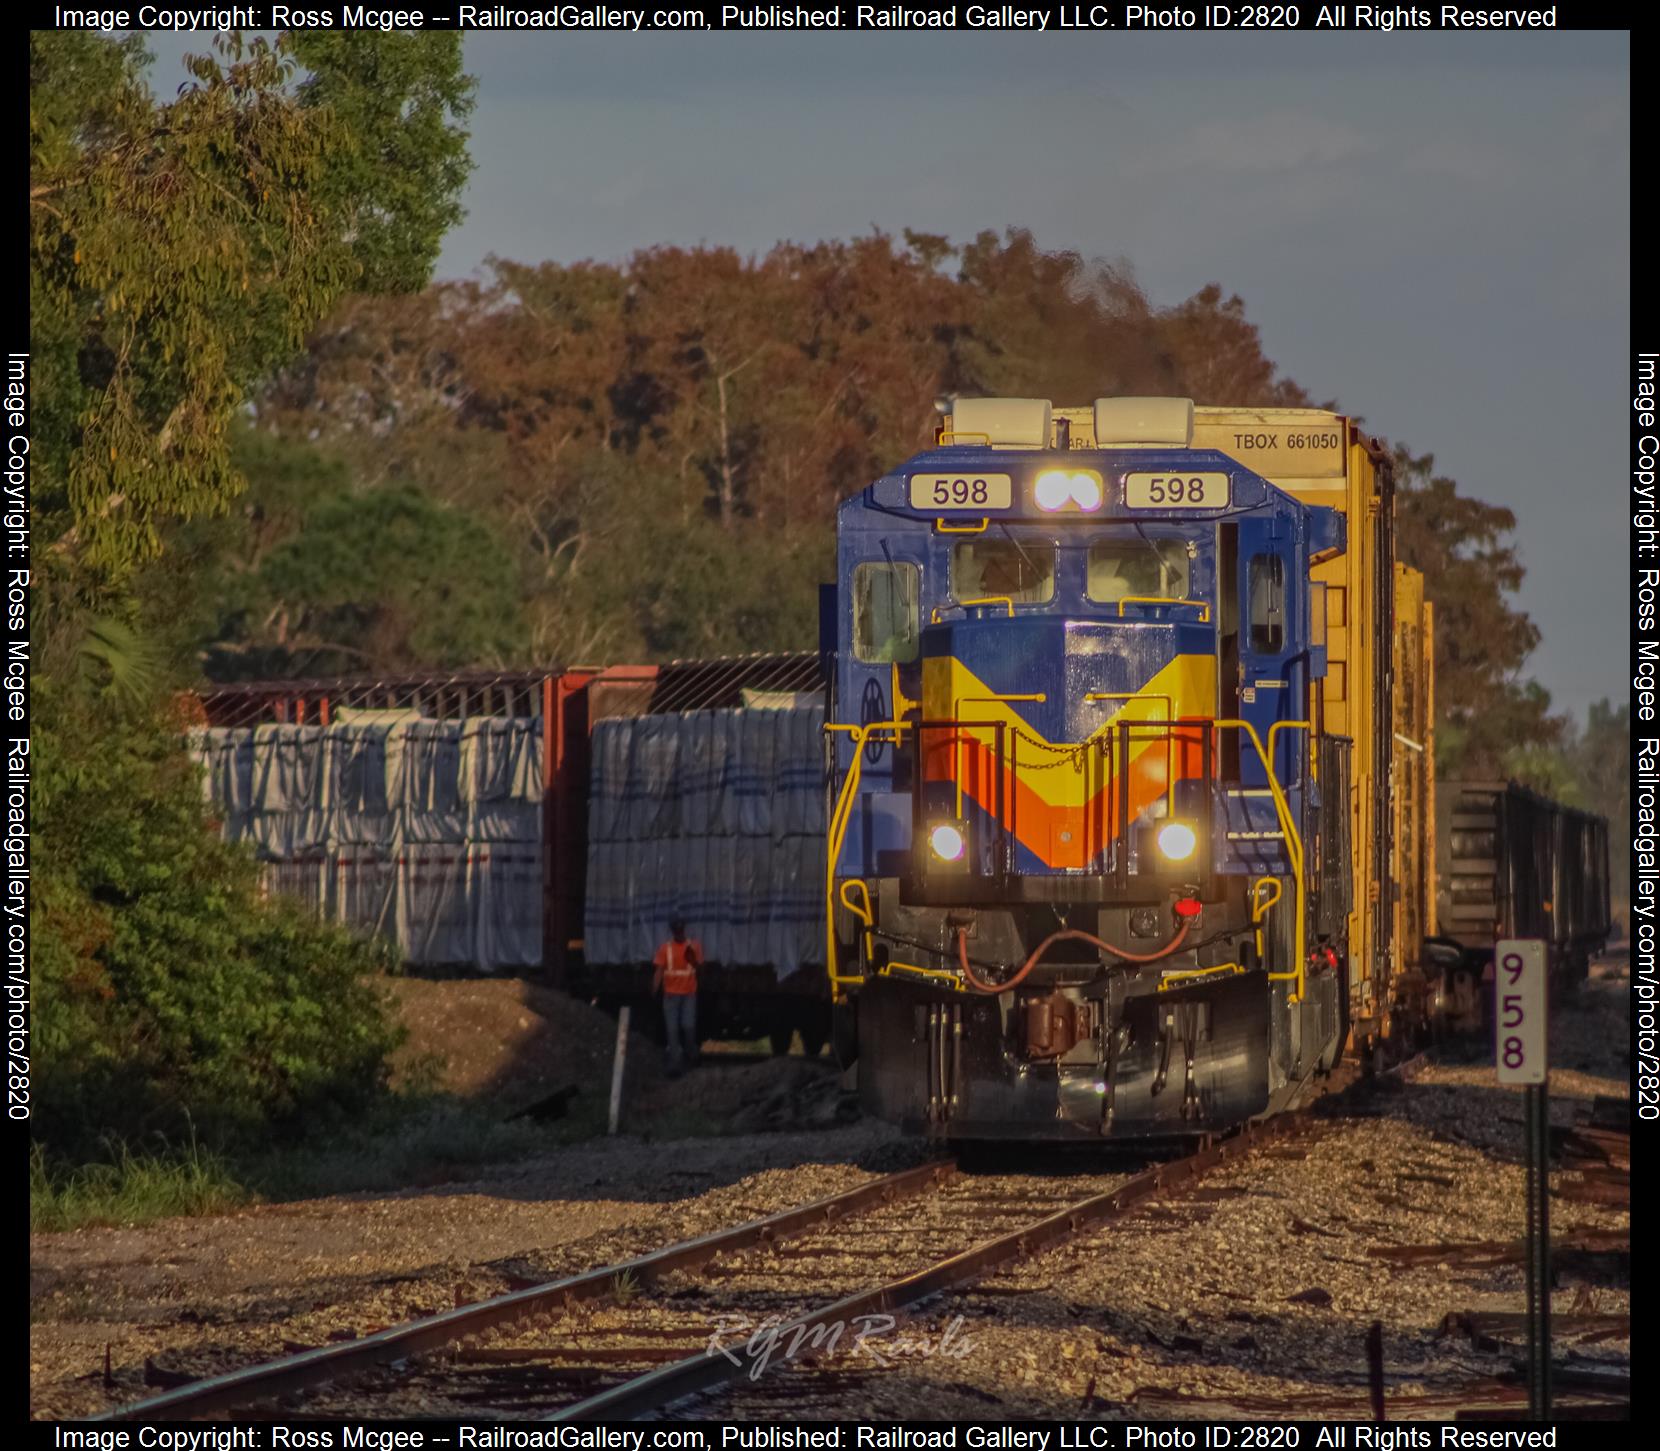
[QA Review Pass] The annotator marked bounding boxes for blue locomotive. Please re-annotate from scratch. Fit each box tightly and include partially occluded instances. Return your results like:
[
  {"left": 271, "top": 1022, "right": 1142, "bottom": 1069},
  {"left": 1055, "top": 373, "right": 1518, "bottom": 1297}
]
[{"left": 823, "top": 397, "right": 1356, "bottom": 1140}]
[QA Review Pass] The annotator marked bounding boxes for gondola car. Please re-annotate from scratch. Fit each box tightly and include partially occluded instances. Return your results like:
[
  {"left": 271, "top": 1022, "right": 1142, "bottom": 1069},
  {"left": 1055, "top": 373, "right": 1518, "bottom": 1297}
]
[{"left": 1432, "top": 780, "right": 1612, "bottom": 1031}]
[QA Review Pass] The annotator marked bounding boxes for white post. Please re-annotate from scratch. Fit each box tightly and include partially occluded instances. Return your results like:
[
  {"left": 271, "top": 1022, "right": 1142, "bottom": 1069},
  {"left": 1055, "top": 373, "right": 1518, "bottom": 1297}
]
[{"left": 608, "top": 1005, "right": 631, "bottom": 1135}]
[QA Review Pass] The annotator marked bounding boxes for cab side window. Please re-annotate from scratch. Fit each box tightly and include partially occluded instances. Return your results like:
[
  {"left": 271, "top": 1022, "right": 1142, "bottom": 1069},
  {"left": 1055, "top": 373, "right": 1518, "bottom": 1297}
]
[
  {"left": 1248, "top": 554, "right": 1285, "bottom": 653},
  {"left": 853, "top": 561, "right": 920, "bottom": 663}
]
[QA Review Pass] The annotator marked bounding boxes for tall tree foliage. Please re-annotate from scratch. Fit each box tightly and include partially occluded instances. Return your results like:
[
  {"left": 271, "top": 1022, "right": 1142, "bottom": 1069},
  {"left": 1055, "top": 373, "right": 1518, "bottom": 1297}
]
[
  {"left": 31, "top": 34, "right": 353, "bottom": 589},
  {"left": 288, "top": 32, "right": 475, "bottom": 295},
  {"left": 248, "top": 229, "right": 1322, "bottom": 666}
]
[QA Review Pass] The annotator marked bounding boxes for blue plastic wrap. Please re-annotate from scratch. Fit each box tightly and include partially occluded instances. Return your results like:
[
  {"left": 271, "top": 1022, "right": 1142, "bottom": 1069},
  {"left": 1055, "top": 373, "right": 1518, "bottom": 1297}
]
[
  {"left": 187, "top": 719, "right": 544, "bottom": 968},
  {"left": 583, "top": 704, "right": 827, "bottom": 974}
]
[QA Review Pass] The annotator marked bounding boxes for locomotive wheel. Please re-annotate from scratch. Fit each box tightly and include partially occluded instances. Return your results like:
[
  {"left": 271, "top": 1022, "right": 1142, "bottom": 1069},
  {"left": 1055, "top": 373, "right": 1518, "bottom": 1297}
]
[
  {"left": 798, "top": 1025, "right": 827, "bottom": 1058},
  {"left": 768, "top": 1026, "right": 796, "bottom": 1057}
]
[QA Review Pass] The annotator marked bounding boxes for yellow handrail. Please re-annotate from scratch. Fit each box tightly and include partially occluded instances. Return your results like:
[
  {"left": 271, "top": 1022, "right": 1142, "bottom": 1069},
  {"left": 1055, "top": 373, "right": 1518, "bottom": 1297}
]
[
  {"left": 840, "top": 879, "right": 875, "bottom": 961},
  {"left": 1158, "top": 962, "right": 1244, "bottom": 991},
  {"left": 934, "top": 518, "right": 988, "bottom": 534},
  {"left": 1250, "top": 876, "right": 1283, "bottom": 960},
  {"left": 883, "top": 960, "right": 966, "bottom": 987},
  {"left": 1267, "top": 718, "right": 1309, "bottom": 768},
  {"left": 838, "top": 865, "right": 963, "bottom": 989},
  {"left": 931, "top": 596, "right": 1013, "bottom": 622},
  {"left": 824, "top": 714, "right": 1314, "bottom": 1003},
  {"left": 1116, "top": 596, "right": 1210, "bottom": 622},
  {"left": 822, "top": 719, "right": 911, "bottom": 999},
  {"left": 1215, "top": 719, "right": 1310, "bottom": 1001}
]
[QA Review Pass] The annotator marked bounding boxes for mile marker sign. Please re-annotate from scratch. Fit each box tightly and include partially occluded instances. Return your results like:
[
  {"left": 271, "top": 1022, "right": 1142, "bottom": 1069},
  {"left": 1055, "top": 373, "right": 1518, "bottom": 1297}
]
[{"left": 1495, "top": 938, "right": 1547, "bottom": 1085}]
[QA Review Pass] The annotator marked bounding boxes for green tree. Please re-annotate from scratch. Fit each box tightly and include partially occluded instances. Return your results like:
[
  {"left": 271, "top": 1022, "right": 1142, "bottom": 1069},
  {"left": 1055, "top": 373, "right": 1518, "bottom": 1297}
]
[
  {"left": 289, "top": 31, "right": 475, "bottom": 295},
  {"left": 29, "top": 30, "right": 475, "bottom": 1161},
  {"left": 32, "top": 681, "right": 401, "bottom": 1155},
  {"left": 30, "top": 30, "right": 473, "bottom": 597},
  {"left": 217, "top": 482, "right": 530, "bottom": 677},
  {"left": 32, "top": 34, "right": 345, "bottom": 588}
]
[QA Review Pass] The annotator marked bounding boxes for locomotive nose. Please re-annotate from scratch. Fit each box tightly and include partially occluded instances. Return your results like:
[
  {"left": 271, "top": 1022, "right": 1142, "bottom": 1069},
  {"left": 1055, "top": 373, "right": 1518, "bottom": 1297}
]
[{"left": 919, "top": 612, "right": 1205, "bottom": 743}]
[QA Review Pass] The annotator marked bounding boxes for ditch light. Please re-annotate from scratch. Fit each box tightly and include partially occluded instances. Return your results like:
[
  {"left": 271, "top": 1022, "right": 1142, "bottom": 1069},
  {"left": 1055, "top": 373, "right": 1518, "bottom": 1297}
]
[
  {"left": 1155, "top": 820, "right": 1198, "bottom": 862},
  {"left": 929, "top": 822, "right": 966, "bottom": 862}
]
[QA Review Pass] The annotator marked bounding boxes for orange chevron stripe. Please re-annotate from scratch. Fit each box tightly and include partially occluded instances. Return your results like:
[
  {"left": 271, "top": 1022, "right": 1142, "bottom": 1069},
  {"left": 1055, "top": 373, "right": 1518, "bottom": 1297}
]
[{"left": 928, "top": 726, "right": 1209, "bottom": 869}]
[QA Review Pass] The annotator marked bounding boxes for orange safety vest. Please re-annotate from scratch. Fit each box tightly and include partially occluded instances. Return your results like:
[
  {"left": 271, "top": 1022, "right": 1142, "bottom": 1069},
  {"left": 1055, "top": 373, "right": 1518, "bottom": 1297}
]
[{"left": 655, "top": 939, "right": 701, "bottom": 995}]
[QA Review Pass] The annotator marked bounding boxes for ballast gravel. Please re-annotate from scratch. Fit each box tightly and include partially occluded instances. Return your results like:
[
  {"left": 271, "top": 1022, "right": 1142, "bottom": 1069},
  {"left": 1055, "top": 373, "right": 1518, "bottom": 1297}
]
[{"left": 31, "top": 962, "right": 1630, "bottom": 1421}]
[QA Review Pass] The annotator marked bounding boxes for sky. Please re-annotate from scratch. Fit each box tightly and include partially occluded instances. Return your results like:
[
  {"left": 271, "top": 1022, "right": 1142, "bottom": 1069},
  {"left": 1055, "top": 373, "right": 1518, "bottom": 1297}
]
[{"left": 150, "top": 30, "right": 1631, "bottom": 720}]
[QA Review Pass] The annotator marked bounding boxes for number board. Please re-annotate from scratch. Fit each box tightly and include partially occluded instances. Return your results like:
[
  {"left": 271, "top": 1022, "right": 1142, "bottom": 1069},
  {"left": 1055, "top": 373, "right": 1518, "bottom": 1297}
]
[
  {"left": 909, "top": 473, "right": 1013, "bottom": 511},
  {"left": 1495, "top": 938, "right": 1547, "bottom": 1085},
  {"left": 1124, "top": 472, "right": 1230, "bottom": 510}
]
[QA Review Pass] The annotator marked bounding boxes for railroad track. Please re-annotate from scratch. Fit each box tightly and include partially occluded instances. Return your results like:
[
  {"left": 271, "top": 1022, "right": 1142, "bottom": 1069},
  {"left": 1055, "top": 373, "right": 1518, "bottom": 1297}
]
[
  {"left": 102, "top": 1116, "right": 1326, "bottom": 1422},
  {"left": 101, "top": 1050, "right": 1450, "bottom": 1423}
]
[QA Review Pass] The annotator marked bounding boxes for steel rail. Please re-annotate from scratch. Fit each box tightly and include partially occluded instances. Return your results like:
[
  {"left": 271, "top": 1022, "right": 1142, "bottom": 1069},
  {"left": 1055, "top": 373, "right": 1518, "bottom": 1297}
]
[
  {"left": 99, "top": 1159, "right": 956, "bottom": 1421},
  {"left": 552, "top": 1117, "right": 1294, "bottom": 1422},
  {"left": 102, "top": 1040, "right": 1428, "bottom": 1421}
]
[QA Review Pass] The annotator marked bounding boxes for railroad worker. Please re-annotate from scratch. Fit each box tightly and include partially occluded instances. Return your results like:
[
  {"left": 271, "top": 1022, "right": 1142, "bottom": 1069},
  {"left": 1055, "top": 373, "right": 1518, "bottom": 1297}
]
[{"left": 652, "top": 919, "right": 703, "bottom": 1077}]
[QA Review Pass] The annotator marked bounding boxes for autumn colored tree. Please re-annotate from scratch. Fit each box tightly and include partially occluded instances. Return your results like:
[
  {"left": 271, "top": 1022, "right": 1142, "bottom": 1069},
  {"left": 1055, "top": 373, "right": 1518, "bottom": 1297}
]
[
  {"left": 950, "top": 229, "right": 1165, "bottom": 402},
  {"left": 231, "top": 219, "right": 1564, "bottom": 780},
  {"left": 1152, "top": 284, "right": 1317, "bottom": 408}
]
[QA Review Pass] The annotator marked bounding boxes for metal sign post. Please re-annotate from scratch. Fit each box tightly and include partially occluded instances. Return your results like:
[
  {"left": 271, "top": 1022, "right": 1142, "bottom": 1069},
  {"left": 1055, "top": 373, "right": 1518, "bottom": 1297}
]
[{"left": 1495, "top": 938, "right": 1549, "bottom": 1420}]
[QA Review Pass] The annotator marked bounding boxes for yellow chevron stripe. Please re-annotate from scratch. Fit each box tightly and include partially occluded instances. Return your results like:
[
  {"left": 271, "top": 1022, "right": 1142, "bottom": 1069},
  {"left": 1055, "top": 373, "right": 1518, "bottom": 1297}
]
[{"left": 920, "top": 652, "right": 1217, "bottom": 812}]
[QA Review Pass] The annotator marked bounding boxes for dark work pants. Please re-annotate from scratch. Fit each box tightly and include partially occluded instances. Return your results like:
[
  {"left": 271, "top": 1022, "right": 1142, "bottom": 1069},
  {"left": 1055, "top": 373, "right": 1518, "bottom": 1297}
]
[{"left": 663, "top": 992, "right": 698, "bottom": 1072}]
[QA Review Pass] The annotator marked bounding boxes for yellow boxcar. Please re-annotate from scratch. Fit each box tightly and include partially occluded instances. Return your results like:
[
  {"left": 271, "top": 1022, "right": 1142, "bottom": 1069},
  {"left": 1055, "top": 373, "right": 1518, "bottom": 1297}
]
[{"left": 1187, "top": 408, "right": 1436, "bottom": 1048}]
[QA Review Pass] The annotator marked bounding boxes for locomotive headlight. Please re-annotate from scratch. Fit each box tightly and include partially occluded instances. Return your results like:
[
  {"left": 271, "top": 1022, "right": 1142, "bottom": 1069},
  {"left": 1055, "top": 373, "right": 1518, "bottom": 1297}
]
[
  {"left": 929, "top": 823, "right": 966, "bottom": 862},
  {"left": 1034, "top": 468, "right": 1104, "bottom": 513},
  {"left": 1156, "top": 821, "right": 1198, "bottom": 862},
  {"left": 1034, "top": 470, "right": 1071, "bottom": 512}
]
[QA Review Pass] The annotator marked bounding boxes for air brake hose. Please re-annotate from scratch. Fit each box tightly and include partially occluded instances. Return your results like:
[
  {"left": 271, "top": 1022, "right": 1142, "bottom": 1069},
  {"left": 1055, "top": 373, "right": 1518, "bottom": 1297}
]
[{"left": 953, "top": 919, "right": 1193, "bottom": 996}]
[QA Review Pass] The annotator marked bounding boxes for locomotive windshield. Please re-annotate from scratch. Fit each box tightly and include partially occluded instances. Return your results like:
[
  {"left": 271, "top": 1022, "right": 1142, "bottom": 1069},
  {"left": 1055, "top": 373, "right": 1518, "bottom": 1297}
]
[
  {"left": 1086, "top": 536, "right": 1192, "bottom": 605},
  {"left": 952, "top": 538, "right": 1055, "bottom": 604}
]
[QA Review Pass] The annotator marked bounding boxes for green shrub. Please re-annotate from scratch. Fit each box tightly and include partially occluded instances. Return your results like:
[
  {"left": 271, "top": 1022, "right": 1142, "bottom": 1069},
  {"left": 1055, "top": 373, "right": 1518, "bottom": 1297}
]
[
  {"left": 31, "top": 679, "right": 403, "bottom": 1157},
  {"left": 29, "top": 1137, "right": 248, "bottom": 1232}
]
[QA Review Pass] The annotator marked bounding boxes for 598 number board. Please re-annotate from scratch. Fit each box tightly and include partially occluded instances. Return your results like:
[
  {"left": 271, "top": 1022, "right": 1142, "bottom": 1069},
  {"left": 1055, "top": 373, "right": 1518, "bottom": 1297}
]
[
  {"left": 909, "top": 473, "right": 1013, "bottom": 510},
  {"left": 1124, "top": 472, "right": 1230, "bottom": 509}
]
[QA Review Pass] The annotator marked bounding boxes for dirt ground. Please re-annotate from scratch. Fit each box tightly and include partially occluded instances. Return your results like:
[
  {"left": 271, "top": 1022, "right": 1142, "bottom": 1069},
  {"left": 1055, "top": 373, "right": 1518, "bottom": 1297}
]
[
  {"left": 29, "top": 978, "right": 864, "bottom": 1419},
  {"left": 387, "top": 976, "right": 668, "bottom": 1104},
  {"left": 389, "top": 976, "right": 845, "bottom": 1132}
]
